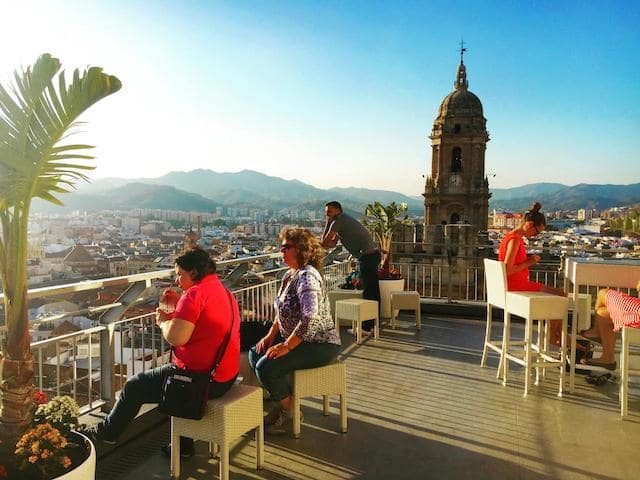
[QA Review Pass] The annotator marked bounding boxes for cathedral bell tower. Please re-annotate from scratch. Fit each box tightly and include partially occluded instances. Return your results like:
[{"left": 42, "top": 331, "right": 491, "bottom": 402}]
[{"left": 423, "top": 46, "right": 491, "bottom": 251}]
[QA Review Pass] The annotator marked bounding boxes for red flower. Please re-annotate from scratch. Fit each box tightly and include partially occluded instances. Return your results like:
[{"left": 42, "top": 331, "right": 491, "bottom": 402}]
[
  {"left": 33, "top": 391, "right": 47, "bottom": 405},
  {"left": 0, "top": 464, "right": 7, "bottom": 477}
]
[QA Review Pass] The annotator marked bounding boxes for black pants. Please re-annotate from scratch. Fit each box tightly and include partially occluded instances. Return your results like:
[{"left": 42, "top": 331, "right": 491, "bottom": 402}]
[{"left": 359, "top": 251, "right": 381, "bottom": 331}]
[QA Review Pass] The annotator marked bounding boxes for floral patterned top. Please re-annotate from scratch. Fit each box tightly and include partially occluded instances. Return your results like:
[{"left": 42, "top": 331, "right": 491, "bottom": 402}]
[{"left": 275, "top": 265, "right": 341, "bottom": 345}]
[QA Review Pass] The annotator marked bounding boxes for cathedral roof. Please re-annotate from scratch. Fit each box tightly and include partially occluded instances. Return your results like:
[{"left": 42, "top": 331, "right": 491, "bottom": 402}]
[{"left": 436, "top": 61, "right": 484, "bottom": 118}]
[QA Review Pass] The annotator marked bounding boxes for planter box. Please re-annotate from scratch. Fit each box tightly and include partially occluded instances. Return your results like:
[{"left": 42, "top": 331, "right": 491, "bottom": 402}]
[
  {"left": 58, "top": 432, "right": 95, "bottom": 480},
  {"left": 379, "top": 279, "right": 405, "bottom": 318}
]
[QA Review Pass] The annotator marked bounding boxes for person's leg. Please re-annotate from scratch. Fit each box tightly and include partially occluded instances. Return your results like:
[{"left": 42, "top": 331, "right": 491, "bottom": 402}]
[
  {"left": 580, "top": 288, "right": 609, "bottom": 340},
  {"left": 539, "top": 284, "right": 569, "bottom": 346},
  {"left": 594, "top": 313, "right": 617, "bottom": 363},
  {"left": 102, "top": 364, "right": 170, "bottom": 440},
  {"left": 359, "top": 252, "right": 381, "bottom": 331},
  {"left": 256, "top": 342, "right": 341, "bottom": 408}
]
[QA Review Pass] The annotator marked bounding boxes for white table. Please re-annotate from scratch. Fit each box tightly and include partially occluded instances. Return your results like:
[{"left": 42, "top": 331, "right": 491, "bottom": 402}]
[{"left": 563, "top": 257, "right": 640, "bottom": 392}]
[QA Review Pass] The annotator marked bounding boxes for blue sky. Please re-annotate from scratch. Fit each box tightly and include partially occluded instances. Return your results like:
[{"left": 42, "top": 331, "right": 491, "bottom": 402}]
[{"left": 2, "top": 0, "right": 638, "bottom": 195}]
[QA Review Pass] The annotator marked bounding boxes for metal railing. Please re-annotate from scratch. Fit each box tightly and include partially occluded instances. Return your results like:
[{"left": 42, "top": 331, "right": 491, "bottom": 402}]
[
  {"left": 17, "top": 243, "right": 636, "bottom": 413},
  {"left": 23, "top": 258, "right": 352, "bottom": 412}
]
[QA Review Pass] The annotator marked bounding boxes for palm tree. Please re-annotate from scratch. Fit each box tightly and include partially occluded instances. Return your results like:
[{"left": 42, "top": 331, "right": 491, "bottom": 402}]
[
  {"left": 0, "top": 54, "right": 121, "bottom": 434},
  {"left": 362, "top": 201, "right": 413, "bottom": 276}
]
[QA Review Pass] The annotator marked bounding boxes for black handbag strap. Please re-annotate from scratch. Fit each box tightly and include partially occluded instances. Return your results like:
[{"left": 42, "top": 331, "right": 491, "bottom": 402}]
[
  {"left": 207, "top": 289, "right": 236, "bottom": 378},
  {"left": 170, "top": 288, "right": 237, "bottom": 379}
]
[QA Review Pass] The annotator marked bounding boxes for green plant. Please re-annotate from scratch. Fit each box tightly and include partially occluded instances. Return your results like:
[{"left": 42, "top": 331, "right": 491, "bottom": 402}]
[
  {"left": 33, "top": 395, "right": 79, "bottom": 435},
  {"left": 362, "top": 201, "right": 413, "bottom": 278},
  {"left": 0, "top": 54, "right": 121, "bottom": 436}
]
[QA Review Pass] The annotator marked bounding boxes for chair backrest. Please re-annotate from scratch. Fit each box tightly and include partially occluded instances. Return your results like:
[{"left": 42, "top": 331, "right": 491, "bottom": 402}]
[{"left": 484, "top": 259, "right": 508, "bottom": 308}]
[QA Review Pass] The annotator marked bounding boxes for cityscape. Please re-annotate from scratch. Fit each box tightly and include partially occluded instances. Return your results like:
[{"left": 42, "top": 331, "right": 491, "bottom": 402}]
[{"left": 1, "top": 1, "right": 640, "bottom": 479}]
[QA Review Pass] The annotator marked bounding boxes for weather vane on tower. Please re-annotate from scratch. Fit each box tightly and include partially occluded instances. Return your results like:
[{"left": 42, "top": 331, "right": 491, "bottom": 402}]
[{"left": 459, "top": 38, "right": 467, "bottom": 63}]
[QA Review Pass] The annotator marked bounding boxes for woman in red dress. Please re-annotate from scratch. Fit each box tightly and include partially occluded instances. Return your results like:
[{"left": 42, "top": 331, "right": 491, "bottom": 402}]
[
  {"left": 498, "top": 202, "right": 566, "bottom": 343},
  {"left": 579, "top": 281, "right": 640, "bottom": 370}
]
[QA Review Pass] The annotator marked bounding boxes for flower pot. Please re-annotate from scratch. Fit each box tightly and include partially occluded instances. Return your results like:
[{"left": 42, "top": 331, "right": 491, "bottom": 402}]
[
  {"left": 56, "top": 432, "right": 95, "bottom": 480},
  {"left": 379, "top": 279, "right": 405, "bottom": 318}
]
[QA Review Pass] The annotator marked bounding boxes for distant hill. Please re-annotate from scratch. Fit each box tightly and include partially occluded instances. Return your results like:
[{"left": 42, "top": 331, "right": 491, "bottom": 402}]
[
  {"left": 33, "top": 183, "right": 219, "bottom": 213},
  {"left": 34, "top": 169, "right": 640, "bottom": 215},
  {"left": 59, "top": 169, "right": 423, "bottom": 214},
  {"left": 489, "top": 183, "right": 640, "bottom": 211}
]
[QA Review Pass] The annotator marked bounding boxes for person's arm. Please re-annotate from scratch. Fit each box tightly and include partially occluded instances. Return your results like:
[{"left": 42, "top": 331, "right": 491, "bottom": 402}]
[
  {"left": 155, "top": 309, "right": 196, "bottom": 347},
  {"left": 255, "top": 319, "right": 281, "bottom": 354},
  {"left": 502, "top": 238, "right": 539, "bottom": 276},
  {"left": 321, "top": 219, "right": 339, "bottom": 247}
]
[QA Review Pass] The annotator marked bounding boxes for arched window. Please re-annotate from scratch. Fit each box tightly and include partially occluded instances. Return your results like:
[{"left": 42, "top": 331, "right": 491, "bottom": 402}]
[
  {"left": 450, "top": 212, "right": 460, "bottom": 224},
  {"left": 451, "top": 147, "right": 462, "bottom": 173}
]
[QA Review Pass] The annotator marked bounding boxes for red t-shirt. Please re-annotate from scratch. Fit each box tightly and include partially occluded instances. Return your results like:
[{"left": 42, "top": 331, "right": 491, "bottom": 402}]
[{"left": 172, "top": 274, "right": 240, "bottom": 382}]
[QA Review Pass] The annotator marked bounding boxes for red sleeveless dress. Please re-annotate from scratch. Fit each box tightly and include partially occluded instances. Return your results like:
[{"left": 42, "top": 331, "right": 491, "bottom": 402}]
[{"left": 497, "top": 231, "right": 543, "bottom": 292}]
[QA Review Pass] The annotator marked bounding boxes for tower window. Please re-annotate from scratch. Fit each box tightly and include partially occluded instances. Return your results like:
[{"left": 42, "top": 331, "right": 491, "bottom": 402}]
[
  {"left": 454, "top": 124, "right": 461, "bottom": 134},
  {"left": 451, "top": 147, "right": 462, "bottom": 173}
]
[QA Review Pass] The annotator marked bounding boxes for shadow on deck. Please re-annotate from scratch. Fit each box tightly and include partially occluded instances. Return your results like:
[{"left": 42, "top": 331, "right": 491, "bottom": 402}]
[{"left": 95, "top": 313, "right": 640, "bottom": 480}]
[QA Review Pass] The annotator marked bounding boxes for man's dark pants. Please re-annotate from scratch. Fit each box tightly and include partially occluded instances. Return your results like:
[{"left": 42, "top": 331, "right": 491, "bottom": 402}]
[{"left": 359, "top": 251, "right": 381, "bottom": 331}]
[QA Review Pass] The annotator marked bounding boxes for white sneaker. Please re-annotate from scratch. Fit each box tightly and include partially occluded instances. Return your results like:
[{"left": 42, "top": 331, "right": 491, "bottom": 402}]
[{"left": 347, "top": 328, "right": 372, "bottom": 336}]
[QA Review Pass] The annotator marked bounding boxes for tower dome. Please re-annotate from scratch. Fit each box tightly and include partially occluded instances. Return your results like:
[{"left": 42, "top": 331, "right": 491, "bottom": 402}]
[{"left": 436, "top": 61, "right": 485, "bottom": 119}]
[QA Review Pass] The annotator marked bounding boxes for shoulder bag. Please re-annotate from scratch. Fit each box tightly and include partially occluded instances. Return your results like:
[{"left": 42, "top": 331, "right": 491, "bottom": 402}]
[{"left": 159, "top": 289, "right": 236, "bottom": 420}]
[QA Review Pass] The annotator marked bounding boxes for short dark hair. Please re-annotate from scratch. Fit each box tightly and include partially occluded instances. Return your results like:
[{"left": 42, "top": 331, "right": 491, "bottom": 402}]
[
  {"left": 175, "top": 248, "right": 217, "bottom": 281},
  {"left": 325, "top": 201, "right": 342, "bottom": 211}
]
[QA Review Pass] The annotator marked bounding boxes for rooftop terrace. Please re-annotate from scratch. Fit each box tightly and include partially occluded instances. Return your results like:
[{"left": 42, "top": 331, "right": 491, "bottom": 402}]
[{"left": 94, "top": 309, "right": 640, "bottom": 480}]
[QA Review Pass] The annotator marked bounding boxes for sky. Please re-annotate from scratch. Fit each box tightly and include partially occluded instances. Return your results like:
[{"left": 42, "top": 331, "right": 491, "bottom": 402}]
[{"left": 1, "top": 0, "right": 639, "bottom": 196}]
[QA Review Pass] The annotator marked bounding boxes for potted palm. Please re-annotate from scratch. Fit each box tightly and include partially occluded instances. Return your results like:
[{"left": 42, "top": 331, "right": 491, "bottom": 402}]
[
  {"left": 0, "top": 53, "right": 121, "bottom": 474},
  {"left": 362, "top": 201, "right": 414, "bottom": 318}
]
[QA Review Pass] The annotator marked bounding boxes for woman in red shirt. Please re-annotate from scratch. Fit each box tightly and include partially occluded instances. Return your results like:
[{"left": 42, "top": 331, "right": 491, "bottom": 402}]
[
  {"left": 80, "top": 248, "right": 240, "bottom": 458},
  {"left": 498, "top": 202, "right": 566, "bottom": 344}
]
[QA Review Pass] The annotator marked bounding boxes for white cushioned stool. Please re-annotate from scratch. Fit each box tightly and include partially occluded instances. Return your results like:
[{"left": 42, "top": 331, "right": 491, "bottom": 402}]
[
  {"left": 335, "top": 299, "right": 379, "bottom": 344},
  {"left": 170, "top": 384, "right": 263, "bottom": 480},
  {"left": 328, "top": 289, "right": 363, "bottom": 318},
  {"left": 292, "top": 360, "right": 348, "bottom": 438},
  {"left": 390, "top": 291, "right": 421, "bottom": 330}
]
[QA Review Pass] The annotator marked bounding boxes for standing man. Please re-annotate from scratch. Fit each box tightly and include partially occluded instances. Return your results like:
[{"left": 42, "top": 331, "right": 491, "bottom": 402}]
[{"left": 321, "top": 201, "right": 380, "bottom": 333}]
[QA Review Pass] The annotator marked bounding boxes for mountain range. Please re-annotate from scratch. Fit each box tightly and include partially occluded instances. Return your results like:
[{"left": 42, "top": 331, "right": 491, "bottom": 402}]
[{"left": 31, "top": 169, "right": 640, "bottom": 215}]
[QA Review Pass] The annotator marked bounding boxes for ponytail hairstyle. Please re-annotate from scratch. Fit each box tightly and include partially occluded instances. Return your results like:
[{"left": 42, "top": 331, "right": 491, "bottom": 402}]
[
  {"left": 523, "top": 201, "right": 546, "bottom": 228},
  {"left": 174, "top": 247, "right": 217, "bottom": 282}
]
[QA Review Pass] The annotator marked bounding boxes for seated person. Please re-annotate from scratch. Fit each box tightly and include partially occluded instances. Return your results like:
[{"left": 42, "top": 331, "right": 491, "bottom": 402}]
[
  {"left": 498, "top": 202, "right": 566, "bottom": 344},
  {"left": 249, "top": 228, "right": 341, "bottom": 435},
  {"left": 580, "top": 280, "right": 640, "bottom": 370}
]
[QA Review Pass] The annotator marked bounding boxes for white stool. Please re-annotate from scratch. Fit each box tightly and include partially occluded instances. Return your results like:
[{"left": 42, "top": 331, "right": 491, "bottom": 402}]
[
  {"left": 390, "top": 291, "right": 421, "bottom": 330},
  {"left": 503, "top": 291, "right": 568, "bottom": 397},
  {"left": 328, "top": 289, "right": 363, "bottom": 318},
  {"left": 171, "top": 384, "right": 264, "bottom": 480},
  {"left": 482, "top": 259, "right": 568, "bottom": 397},
  {"left": 292, "top": 361, "right": 347, "bottom": 438},
  {"left": 620, "top": 326, "right": 640, "bottom": 417},
  {"left": 335, "top": 299, "right": 379, "bottom": 344}
]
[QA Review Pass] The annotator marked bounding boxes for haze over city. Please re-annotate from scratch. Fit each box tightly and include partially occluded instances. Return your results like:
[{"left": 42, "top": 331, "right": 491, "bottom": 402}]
[{"left": 2, "top": 0, "right": 638, "bottom": 196}]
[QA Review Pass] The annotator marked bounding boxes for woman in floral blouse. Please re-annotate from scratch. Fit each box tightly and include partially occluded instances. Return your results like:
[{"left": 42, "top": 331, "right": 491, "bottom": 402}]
[{"left": 248, "top": 228, "right": 341, "bottom": 434}]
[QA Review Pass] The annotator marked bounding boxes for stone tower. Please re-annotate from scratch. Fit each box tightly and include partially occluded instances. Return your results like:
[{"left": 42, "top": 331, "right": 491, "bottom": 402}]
[{"left": 423, "top": 48, "right": 491, "bottom": 252}]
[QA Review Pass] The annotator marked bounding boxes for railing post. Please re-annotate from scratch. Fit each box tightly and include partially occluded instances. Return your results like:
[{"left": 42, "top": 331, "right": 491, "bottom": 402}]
[{"left": 100, "top": 323, "right": 116, "bottom": 410}]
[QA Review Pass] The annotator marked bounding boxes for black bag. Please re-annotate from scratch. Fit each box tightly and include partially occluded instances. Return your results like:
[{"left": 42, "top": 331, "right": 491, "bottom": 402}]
[{"left": 159, "top": 290, "right": 236, "bottom": 420}]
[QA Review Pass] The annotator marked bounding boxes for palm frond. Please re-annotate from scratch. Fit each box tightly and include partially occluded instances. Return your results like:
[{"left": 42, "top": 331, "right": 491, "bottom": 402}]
[{"left": 0, "top": 53, "right": 121, "bottom": 207}]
